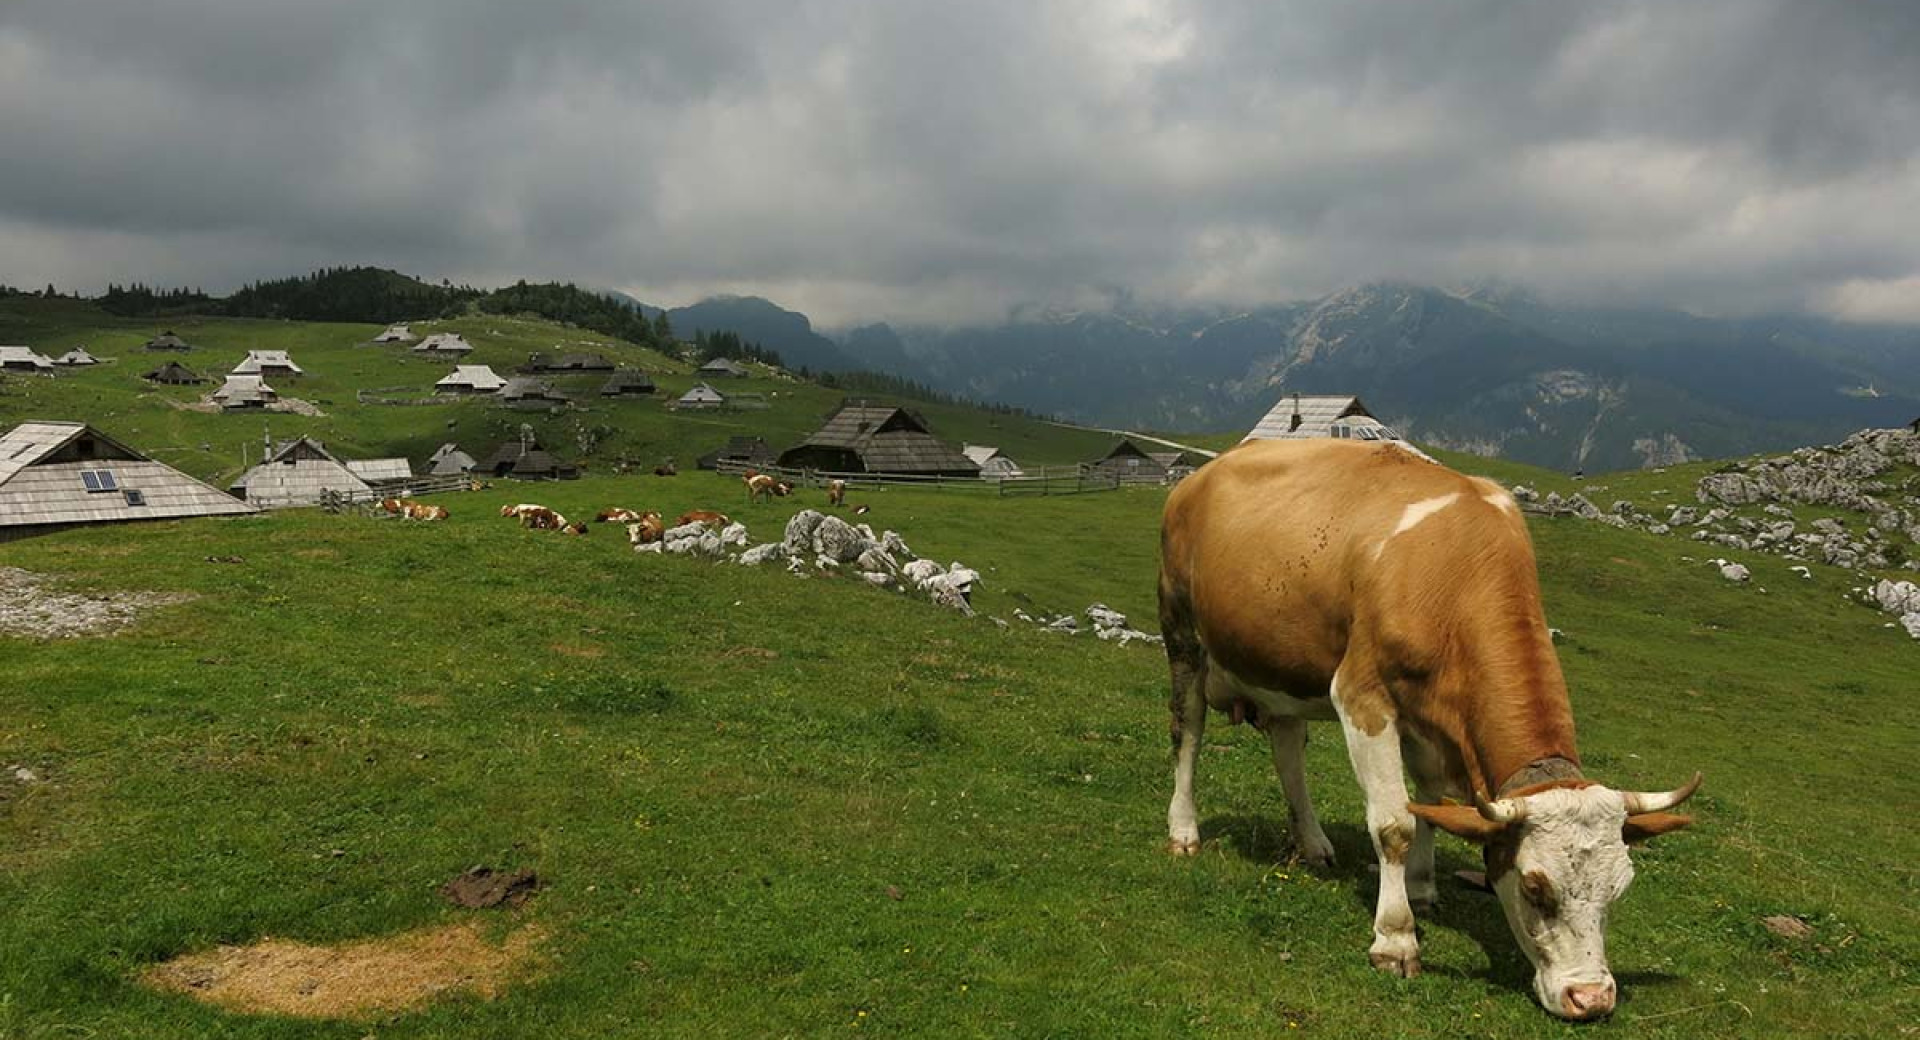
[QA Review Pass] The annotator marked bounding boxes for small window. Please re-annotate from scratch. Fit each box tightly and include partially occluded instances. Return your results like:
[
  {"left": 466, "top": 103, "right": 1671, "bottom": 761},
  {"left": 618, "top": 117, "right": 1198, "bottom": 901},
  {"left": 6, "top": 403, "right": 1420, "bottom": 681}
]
[
  {"left": 124, "top": 489, "right": 146, "bottom": 507},
  {"left": 80, "top": 469, "right": 120, "bottom": 492}
]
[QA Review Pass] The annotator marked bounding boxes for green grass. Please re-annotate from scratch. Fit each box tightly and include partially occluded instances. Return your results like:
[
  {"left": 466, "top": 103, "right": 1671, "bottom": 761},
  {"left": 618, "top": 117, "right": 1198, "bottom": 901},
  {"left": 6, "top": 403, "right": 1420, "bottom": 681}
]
[{"left": 1, "top": 462, "right": 1915, "bottom": 1039}]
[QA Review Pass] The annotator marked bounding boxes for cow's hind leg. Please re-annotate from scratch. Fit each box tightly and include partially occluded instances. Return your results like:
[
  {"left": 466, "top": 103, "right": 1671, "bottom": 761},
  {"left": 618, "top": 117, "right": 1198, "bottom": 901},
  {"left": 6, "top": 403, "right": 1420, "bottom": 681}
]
[
  {"left": 1400, "top": 733, "right": 1445, "bottom": 910},
  {"left": 1164, "top": 624, "right": 1209, "bottom": 856},
  {"left": 1331, "top": 668, "right": 1422, "bottom": 978},
  {"left": 1261, "top": 716, "right": 1335, "bottom": 867}
]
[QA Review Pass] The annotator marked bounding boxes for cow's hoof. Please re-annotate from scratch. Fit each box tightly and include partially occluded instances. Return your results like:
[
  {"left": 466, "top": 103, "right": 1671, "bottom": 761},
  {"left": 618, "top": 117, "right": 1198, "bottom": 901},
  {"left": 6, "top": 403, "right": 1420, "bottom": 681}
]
[
  {"left": 1295, "top": 833, "right": 1336, "bottom": 868},
  {"left": 1168, "top": 838, "right": 1201, "bottom": 856},
  {"left": 1368, "top": 950, "right": 1421, "bottom": 978}
]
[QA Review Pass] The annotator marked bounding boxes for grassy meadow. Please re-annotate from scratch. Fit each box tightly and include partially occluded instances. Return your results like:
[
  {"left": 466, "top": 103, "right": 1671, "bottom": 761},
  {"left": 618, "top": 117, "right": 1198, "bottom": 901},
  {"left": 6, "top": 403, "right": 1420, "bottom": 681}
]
[{"left": 2, "top": 298, "right": 1917, "bottom": 1037}]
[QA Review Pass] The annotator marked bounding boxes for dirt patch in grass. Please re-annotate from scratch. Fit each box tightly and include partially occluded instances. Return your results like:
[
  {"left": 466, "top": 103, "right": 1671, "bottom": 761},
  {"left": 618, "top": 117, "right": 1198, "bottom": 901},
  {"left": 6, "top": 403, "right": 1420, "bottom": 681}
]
[
  {"left": 141, "top": 921, "right": 544, "bottom": 1019},
  {"left": 0, "top": 567, "right": 195, "bottom": 639},
  {"left": 549, "top": 641, "right": 606, "bottom": 658}
]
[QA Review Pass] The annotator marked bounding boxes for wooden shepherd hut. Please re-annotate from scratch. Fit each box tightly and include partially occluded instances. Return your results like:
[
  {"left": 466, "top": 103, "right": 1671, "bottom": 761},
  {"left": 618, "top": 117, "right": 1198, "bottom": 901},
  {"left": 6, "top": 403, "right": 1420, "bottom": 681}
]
[
  {"left": 144, "top": 330, "right": 193, "bottom": 352},
  {"left": 697, "top": 357, "right": 750, "bottom": 379},
  {"left": 0, "top": 421, "right": 256, "bottom": 540},
  {"left": 962, "top": 444, "right": 1024, "bottom": 481},
  {"left": 478, "top": 438, "right": 579, "bottom": 480},
  {"left": 211, "top": 375, "right": 277, "bottom": 410},
  {"left": 435, "top": 365, "right": 508, "bottom": 394},
  {"left": 599, "top": 368, "right": 656, "bottom": 397},
  {"left": 53, "top": 347, "right": 100, "bottom": 367},
  {"left": 228, "top": 436, "right": 412, "bottom": 508},
  {"left": 1242, "top": 393, "right": 1398, "bottom": 443},
  {"left": 499, "top": 376, "right": 571, "bottom": 410},
  {"left": 143, "top": 360, "right": 205, "bottom": 385},
  {"left": 413, "top": 332, "right": 473, "bottom": 357},
  {"left": 428, "top": 443, "right": 477, "bottom": 476},
  {"left": 778, "top": 402, "right": 979, "bottom": 477},
  {"left": 674, "top": 383, "right": 727, "bottom": 410},
  {"left": 697, "top": 435, "right": 777, "bottom": 471},
  {"left": 373, "top": 324, "right": 416, "bottom": 343},
  {"left": 232, "top": 350, "right": 303, "bottom": 378},
  {"left": 0, "top": 346, "right": 56, "bottom": 373}
]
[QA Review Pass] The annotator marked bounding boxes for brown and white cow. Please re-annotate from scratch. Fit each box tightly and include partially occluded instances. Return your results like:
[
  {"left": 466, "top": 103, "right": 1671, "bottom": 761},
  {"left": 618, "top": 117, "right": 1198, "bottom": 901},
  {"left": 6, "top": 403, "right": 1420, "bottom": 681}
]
[
  {"left": 517, "top": 506, "right": 566, "bottom": 531},
  {"left": 401, "top": 501, "right": 449, "bottom": 521},
  {"left": 625, "top": 511, "right": 666, "bottom": 545},
  {"left": 745, "top": 473, "right": 778, "bottom": 503},
  {"left": 597, "top": 507, "right": 644, "bottom": 524},
  {"left": 826, "top": 479, "right": 847, "bottom": 508},
  {"left": 1159, "top": 439, "right": 1699, "bottom": 1020},
  {"left": 675, "top": 509, "right": 729, "bottom": 528}
]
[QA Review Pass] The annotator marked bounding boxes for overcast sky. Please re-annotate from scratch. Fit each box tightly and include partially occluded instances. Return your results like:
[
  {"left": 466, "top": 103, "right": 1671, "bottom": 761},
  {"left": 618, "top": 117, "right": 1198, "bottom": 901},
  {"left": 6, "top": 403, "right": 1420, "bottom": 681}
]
[{"left": 4, "top": 0, "right": 1918, "bottom": 325}]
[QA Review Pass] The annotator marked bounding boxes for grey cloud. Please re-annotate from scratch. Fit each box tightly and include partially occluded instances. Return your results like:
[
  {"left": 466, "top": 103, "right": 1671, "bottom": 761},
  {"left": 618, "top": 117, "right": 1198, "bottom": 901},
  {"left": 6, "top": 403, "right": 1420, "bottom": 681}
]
[{"left": 2, "top": 0, "right": 1918, "bottom": 324}]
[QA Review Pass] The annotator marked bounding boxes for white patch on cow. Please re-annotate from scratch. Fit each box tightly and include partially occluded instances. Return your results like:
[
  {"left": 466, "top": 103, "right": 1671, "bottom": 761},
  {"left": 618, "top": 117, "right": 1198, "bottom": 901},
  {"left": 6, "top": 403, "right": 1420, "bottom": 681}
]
[
  {"left": 1491, "top": 786, "right": 1634, "bottom": 1019},
  {"left": 1330, "top": 674, "right": 1421, "bottom": 976},
  {"left": 1374, "top": 493, "right": 1461, "bottom": 559},
  {"left": 1484, "top": 490, "right": 1518, "bottom": 513}
]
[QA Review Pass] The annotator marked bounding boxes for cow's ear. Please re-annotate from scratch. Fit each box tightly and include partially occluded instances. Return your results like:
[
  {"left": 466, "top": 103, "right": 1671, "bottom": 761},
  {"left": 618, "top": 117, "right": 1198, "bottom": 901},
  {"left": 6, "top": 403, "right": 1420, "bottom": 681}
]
[
  {"left": 1408, "top": 802, "right": 1508, "bottom": 845},
  {"left": 1623, "top": 812, "right": 1692, "bottom": 844}
]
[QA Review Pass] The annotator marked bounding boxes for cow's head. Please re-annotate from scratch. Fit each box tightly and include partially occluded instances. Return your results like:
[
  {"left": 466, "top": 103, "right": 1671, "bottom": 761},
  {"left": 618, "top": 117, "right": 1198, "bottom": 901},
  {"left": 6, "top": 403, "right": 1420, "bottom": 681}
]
[{"left": 1410, "top": 774, "right": 1699, "bottom": 1021}]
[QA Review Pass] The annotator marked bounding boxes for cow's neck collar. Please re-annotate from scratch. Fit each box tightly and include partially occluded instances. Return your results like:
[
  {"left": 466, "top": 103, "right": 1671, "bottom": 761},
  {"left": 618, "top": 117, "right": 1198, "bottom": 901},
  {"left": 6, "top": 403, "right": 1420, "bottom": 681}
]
[{"left": 1496, "top": 755, "right": 1584, "bottom": 796}]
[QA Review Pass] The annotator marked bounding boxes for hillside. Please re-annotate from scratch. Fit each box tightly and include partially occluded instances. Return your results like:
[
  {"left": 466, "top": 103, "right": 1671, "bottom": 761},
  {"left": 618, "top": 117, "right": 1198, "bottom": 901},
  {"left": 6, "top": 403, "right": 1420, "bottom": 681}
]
[
  {"left": 0, "top": 296, "right": 1113, "bottom": 487},
  {"left": 0, "top": 448, "right": 1914, "bottom": 1037}
]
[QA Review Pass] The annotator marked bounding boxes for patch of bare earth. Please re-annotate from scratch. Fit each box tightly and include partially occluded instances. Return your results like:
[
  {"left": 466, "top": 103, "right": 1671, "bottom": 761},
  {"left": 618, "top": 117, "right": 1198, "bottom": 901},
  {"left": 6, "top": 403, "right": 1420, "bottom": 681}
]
[
  {"left": 141, "top": 922, "right": 543, "bottom": 1019},
  {"left": 0, "top": 567, "right": 195, "bottom": 639}
]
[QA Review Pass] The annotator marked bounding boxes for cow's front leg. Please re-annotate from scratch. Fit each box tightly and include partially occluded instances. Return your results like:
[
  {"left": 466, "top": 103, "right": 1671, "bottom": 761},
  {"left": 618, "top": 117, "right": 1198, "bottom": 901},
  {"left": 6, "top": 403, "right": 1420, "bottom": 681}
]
[
  {"left": 1332, "top": 675, "right": 1421, "bottom": 977},
  {"left": 1261, "top": 716, "right": 1335, "bottom": 867}
]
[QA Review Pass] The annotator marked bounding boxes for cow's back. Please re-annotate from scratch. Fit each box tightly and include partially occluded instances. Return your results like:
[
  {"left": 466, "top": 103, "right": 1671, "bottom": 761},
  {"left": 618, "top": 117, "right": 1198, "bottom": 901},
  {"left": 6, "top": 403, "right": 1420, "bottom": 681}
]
[{"left": 1160, "top": 440, "right": 1526, "bottom": 700}]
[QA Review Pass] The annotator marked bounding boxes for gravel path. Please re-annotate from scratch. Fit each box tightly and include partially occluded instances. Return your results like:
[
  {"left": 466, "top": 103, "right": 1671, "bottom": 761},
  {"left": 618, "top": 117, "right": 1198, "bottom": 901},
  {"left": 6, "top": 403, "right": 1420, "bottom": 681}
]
[{"left": 0, "top": 566, "right": 194, "bottom": 639}]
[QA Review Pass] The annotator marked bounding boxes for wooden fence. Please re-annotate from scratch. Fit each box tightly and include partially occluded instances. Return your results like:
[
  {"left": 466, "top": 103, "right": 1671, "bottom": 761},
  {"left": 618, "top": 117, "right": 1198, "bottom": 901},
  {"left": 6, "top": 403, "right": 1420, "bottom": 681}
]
[
  {"left": 713, "top": 459, "right": 1123, "bottom": 496},
  {"left": 316, "top": 474, "right": 474, "bottom": 512}
]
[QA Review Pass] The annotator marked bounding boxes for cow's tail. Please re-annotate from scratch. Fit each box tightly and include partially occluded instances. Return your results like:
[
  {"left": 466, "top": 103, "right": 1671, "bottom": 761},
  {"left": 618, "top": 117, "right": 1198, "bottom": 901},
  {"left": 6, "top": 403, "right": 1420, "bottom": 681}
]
[{"left": 1158, "top": 552, "right": 1207, "bottom": 757}]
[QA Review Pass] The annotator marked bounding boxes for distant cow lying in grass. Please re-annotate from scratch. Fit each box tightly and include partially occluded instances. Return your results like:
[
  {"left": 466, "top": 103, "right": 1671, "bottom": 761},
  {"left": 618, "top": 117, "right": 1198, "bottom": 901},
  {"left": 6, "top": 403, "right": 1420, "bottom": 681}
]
[
  {"left": 654, "top": 462, "right": 678, "bottom": 477},
  {"left": 381, "top": 497, "right": 447, "bottom": 521},
  {"left": 625, "top": 512, "right": 666, "bottom": 545},
  {"left": 675, "top": 510, "right": 729, "bottom": 528},
  {"left": 503, "top": 504, "right": 567, "bottom": 531},
  {"left": 597, "top": 508, "right": 644, "bottom": 523},
  {"left": 559, "top": 521, "right": 589, "bottom": 535}
]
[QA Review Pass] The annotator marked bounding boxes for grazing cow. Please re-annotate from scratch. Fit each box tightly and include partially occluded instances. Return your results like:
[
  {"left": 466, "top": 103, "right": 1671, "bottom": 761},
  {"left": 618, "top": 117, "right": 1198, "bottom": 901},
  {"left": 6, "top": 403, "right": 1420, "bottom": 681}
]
[
  {"left": 597, "top": 507, "right": 644, "bottom": 523},
  {"left": 559, "top": 521, "right": 589, "bottom": 535},
  {"left": 518, "top": 506, "right": 566, "bottom": 531},
  {"left": 1159, "top": 439, "right": 1699, "bottom": 1020},
  {"left": 826, "top": 479, "right": 846, "bottom": 507},
  {"left": 745, "top": 473, "right": 778, "bottom": 503},
  {"left": 675, "top": 509, "right": 729, "bottom": 528},
  {"left": 625, "top": 511, "right": 666, "bottom": 545}
]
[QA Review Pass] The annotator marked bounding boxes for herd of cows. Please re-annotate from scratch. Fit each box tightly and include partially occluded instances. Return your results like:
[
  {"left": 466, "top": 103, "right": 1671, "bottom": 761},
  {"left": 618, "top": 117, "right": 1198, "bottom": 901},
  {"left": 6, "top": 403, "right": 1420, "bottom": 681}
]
[{"left": 377, "top": 440, "right": 1699, "bottom": 1020}]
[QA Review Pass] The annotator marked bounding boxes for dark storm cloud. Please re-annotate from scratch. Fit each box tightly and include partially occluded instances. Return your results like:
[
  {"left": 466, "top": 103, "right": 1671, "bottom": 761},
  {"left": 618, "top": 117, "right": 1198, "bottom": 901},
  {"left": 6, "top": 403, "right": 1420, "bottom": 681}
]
[{"left": 3, "top": 0, "right": 1917, "bottom": 323}]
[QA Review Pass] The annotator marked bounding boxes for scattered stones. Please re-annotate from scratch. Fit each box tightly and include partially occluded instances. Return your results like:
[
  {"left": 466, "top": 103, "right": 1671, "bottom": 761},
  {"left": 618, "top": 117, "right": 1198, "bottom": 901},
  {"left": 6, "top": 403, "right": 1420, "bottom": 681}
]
[
  {"left": 1084, "top": 603, "right": 1163, "bottom": 645},
  {"left": 718, "top": 522, "right": 749, "bottom": 548},
  {"left": 11, "top": 765, "right": 40, "bottom": 784},
  {"left": 1710, "top": 559, "right": 1751, "bottom": 583},
  {"left": 736, "top": 543, "right": 786, "bottom": 567},
  {"left": 0, "top": 567, "right": 196, "bottom": 640}
]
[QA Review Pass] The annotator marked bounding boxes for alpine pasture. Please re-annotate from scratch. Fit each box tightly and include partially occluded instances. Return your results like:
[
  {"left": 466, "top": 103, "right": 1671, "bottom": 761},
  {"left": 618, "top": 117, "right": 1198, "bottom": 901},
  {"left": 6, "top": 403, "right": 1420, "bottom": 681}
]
[{"left": 1, "top": 297, "right": 1915, "bottom": 1038}]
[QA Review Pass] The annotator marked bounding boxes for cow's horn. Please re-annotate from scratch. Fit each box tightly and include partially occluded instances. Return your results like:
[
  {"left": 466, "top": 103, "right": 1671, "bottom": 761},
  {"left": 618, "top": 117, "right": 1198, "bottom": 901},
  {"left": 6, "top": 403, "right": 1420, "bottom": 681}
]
[
  {"left": 1620, "top": 772, "right": 1703, "bottom": 814},
  {"left": 1474, "top": 793, "right": 1527, "bottom": 824}
]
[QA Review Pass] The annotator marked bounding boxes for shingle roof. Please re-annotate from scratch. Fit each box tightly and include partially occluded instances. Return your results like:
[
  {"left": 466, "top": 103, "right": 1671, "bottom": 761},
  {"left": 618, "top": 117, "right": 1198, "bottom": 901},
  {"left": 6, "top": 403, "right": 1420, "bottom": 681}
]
[
  {"left": 143, "top": 360, "right": 204, "bottom": 384},
  {"left": 0, "top": 421, "right": 256, "bottom": 527},
  {"left": 54, "top": 347, "right": 100, "bottom": 366},
  {"left": 414, "top": 333, "right": 473, "bottom": 354},
  {"left": 232, "top": 350, "right": 304, "bottom": 375},
  {"left": 435, "top": 365, "right": 507, "bottom": 392},
  {"left": 374, "top": 324, "right": 416, "bottom": 342},
  {"left": 600, "top": 368, "right": 656, "bottom": 394},
  {"left": 1243, "top": 394, "right": 1396, "bottom": 441},
  {"left": 677, "top": 383, "right": 726, "bottom": 404},
  {"left": 212, "top": 374, "right": 277, "bottom": 404},
  {"left": 345, "top": 458, "right": 414, "bottom": 483},
  {"left": 0, "top": 346, "right": 55, "bottom": 371},
  {"left": 428, "top": 444, "right": 476, "bottom": 475},
  {"left": 144, "top": 331, "right": 192, "bottom": 351},
  {"left": 698, "top": 358, "right": 750, "bottom": 376},
  {"left": 787, "top": 404, "right": 979, "bottom": 475},
  {"left": 500, "top": 376, "right": 568, "bottom": 401}
]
